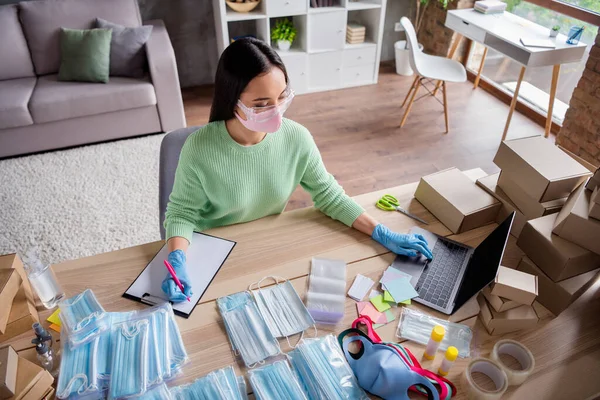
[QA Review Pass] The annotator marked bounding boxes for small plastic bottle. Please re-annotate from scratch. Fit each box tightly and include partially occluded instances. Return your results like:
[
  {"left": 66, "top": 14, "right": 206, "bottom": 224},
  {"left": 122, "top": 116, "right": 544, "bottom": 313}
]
[
  {"left": 423, "top": 325, "right": 445, "bottom": 360},
  {"left": 22, "top": 246, "right": 65, "bottom": 309},
  {"left": 438, "top": 346, "right": 458, "bottom": 376},
  {"left": 32, "top": 323, "right": 59, "bottom": 377}
]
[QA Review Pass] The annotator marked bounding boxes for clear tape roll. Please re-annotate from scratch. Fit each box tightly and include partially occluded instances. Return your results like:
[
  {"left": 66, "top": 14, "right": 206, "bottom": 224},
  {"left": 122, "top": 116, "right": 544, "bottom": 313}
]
[
  {"left": 490, "top": 339, "right": 535, "bottom": 386},
  {"left": 461, "top": 358, "right": 508, "bottom": 400}
]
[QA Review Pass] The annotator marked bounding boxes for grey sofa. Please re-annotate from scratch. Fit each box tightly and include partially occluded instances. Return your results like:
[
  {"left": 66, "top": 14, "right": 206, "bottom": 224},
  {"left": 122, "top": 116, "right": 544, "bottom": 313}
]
[{"left": 0, "top": 0, "right": 186, "bottom": 158}]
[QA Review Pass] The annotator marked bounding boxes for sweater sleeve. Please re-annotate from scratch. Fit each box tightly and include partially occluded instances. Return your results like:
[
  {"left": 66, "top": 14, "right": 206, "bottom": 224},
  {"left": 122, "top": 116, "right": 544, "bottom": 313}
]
[
  {"left": 299, "top": 135, "right": 365, "bottom": 226},
  {"left": 164, "top": 137, "right": 208, "bottom": 242}
]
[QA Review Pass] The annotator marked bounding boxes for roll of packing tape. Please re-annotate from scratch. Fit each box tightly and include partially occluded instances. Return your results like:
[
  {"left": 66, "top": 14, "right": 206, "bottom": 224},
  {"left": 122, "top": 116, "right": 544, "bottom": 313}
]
[
  {"left": 490, "top": 339, "right": 535, "bottom": 386},
  {"left": 461, "top": 358, "right": 508, "bottom": 400}
]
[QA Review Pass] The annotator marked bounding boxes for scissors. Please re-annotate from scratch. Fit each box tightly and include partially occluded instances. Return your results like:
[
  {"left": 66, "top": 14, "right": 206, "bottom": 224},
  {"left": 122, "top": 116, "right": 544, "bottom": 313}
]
[{"left": 375, "top": 194, "right": 428, "bottom": 225}]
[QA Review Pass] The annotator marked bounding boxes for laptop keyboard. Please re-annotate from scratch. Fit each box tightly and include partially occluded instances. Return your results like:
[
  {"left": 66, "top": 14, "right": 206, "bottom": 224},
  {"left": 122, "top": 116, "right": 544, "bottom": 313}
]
[{"left": 416, "top": 239, "right": 469, "bottom": 309}]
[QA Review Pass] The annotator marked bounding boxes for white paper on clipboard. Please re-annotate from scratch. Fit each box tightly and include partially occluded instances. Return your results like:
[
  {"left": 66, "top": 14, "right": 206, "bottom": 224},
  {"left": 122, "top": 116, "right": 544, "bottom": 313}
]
[{"left": 123, "top": 232, "right": 236, "bottom": 318}]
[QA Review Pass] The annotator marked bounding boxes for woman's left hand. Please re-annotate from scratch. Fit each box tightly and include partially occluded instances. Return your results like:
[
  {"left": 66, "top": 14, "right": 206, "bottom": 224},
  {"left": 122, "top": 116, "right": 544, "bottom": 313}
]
[{"left": 371, "top": 224, "right": 433, "bottom": 259}]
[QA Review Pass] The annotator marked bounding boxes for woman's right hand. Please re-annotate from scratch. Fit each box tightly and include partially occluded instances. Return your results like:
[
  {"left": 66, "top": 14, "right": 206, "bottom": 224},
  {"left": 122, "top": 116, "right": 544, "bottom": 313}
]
[{"left": 162, "top": 249, "right": 193, "bottom": 303}]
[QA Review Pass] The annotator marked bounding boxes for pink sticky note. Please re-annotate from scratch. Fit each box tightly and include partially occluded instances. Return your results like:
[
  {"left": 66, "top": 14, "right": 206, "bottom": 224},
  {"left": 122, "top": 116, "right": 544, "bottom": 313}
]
[
  {"left": 356, "top": 301, "right": 369, "bottom": 314},
  {"left": 357, "top": 302, "right": 384, "bottom": 323},
  {"left": 376, "top": 312, "right": 387, "bottom": 324}
]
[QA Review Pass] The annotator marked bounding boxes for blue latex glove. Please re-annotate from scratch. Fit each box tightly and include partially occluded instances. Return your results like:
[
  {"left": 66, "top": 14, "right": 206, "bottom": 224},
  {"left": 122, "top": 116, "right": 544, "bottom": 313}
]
[
  {"left": 161, "top": 249, "right": 193, "bottom": 303},
  {"left": 371, "top": 224, "right": 433, "bottom": 259}
]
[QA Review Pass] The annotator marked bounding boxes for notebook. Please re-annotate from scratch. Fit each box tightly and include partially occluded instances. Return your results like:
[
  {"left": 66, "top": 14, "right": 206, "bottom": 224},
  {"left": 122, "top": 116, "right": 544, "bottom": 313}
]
[
  {"left": 123, "top": 232, "right": 236, "bottom": 318},
  {"left": 519, "top": 38, "right": 556, "bottom": 48}
]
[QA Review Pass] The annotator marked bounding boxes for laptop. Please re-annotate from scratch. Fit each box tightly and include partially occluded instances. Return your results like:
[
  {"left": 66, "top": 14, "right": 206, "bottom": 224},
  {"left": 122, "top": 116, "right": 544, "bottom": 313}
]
[{"left": 392, "top": 212, "right": 514, "bottom": 315}]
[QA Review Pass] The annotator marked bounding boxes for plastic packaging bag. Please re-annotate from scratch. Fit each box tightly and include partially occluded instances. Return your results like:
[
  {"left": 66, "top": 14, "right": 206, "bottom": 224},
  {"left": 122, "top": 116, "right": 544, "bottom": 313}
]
[
  {"left": 169, "top": 365, "right": 247, "bottom": 399},
  {"left": 59, "top": 289, "right": 110, "bottom": 348},
  {"left": 397, "top": 307, "right": 473, "bottom": 358},
  {"left": 305, "top": 258, "right": 347, "bottom": 324},
  {"left": 248, "top": 360, "right": 307, "bottom": 400}
]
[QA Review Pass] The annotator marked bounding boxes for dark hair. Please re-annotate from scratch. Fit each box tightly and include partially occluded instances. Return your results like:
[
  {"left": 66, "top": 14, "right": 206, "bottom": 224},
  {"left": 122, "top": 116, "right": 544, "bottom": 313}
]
[{"left": 209, "top": 38, "right": 289, "bottom": 122}]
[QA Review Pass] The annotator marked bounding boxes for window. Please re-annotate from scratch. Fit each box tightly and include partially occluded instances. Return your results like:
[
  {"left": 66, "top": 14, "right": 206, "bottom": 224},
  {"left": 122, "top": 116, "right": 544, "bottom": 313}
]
[{"left": 467, "top": 1, "right": 598, "bottom": 124}]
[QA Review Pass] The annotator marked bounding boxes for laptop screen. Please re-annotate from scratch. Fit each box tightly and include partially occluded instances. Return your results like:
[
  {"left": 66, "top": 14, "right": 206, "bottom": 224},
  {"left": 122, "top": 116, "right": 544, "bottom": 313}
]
[{"left": 453, "top": 212, "right": 514, "bottom": 312}]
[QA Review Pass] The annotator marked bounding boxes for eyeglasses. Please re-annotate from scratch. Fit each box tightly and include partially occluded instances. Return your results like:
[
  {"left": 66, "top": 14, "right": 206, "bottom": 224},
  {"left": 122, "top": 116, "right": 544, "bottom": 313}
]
[{"left": 237, "top": 89, "right": 295, "bottom": 122}]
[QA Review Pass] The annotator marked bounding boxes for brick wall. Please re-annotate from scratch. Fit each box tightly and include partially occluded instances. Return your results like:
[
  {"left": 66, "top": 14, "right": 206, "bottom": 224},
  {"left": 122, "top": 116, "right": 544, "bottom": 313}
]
[
  {"left": 556, "top": 31, "right": 600, "bottom": 167},
  {"left": 418, "top": 0, "right": 475, "bottom": 57}
]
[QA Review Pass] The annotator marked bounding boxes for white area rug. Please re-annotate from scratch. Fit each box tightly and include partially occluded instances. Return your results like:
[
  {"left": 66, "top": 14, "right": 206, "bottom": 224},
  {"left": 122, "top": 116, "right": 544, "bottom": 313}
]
[{"left": 0, "top": 134, "right": 165, "bottom": 265}]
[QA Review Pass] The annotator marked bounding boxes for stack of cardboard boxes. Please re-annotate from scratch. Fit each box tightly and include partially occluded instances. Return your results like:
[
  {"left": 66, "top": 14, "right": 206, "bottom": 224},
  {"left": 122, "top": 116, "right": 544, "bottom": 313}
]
[
  {"left": 0, "top": 346, "right": 54, "bottom": 400},
  {"left": 477, "top": 266, "right": 539, "bottom": 335},
  {"left": 478, "top": 137, "right": 600, "bottom": 316}
]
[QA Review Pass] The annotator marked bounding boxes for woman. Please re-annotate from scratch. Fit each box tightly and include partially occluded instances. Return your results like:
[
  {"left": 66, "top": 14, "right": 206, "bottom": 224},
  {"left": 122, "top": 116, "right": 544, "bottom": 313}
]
[{"left": 162, "top": 38, "right": 432, "bottom": 302}]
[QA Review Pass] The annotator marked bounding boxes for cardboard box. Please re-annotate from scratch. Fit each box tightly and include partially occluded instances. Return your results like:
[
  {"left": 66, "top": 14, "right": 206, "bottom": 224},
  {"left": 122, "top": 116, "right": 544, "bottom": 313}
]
[
  {"left": 586, "top": 168, "right": 600, "bottom": 191},
  {"left": 0, "top": 255, "right": 35, "bottom": 307},
  {"left": 553, "top": 183, "right": 600, "bottom": 255},
  {"left": 15, "top": 370, "right": 53, "bottom": 400},
  {"left": 493, "top": 137, "right": 592, "bottom": 202},
  {"left": 477, "top": 293, "right": 539, "bottom": 335},
  {"left": 517, "top": 256, "right": 600, "bottom": 315},
  {"left": 7, "top": 357, "right": 45, "bottom": 400},
  {"left": 589, "top": 186, "right": 600, "bottom": 220},
  {"left": 481, "top": 286, "right": 522, "bottom": 312},
  {"left": 558, "top": 145, "right": 598, "bottom": 173},
  {"left": 497, "top": 173, "right": 566, "bottom": 219},
  {"left": 517, "top": 213, "right": 600, "bottom": 281},
  {"left": 0, "top": 270, "right": 22, "bottom": 334},
  {"left": 490, "top": 266, "right": 538, "bottom": 305},
  {"left": 476, "top": 173, "right": 527, "bottom": 237},
  {"left": 0, "top": 285, "right": 39, "bottom": 343},
  {"left": 0, "top": 346, "right": 18, "bottom": 399},
  {"left": 414, "top": 167, "right": 501, "bottom": 234}
]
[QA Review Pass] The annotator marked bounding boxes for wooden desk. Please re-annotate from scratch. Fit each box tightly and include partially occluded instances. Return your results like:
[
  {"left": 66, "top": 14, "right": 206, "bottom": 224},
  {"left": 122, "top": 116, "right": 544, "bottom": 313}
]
[
  {"left": 4, "top": 169, "right": 600, "bottom": 399},
  {"left": 444, "top": 9, "right": 587, "bottom": 140}
]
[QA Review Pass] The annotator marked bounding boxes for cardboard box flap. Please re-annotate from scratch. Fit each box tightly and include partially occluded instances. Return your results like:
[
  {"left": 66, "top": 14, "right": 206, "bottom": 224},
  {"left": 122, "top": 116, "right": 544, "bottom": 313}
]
[
  {"left": 503, "top": 137, "right": 592, "bottom": 182},
  {"left": 423, "top": 168, "right": 500, "bottom": 215},
  {"left": 477, "top": 173, "right": 521, "bottom": 210},
  {"left": 10, "top": 357, "right": 44, "bottom": 400},
  {"left": 529, "top": 214, "right": 592, "bottom": 259},
  {"left": 554, "top": 184, "right": 600, "bottom": 237},
  {"left": 477, "top": 294, "right": 493, "bottom": 326},
  {"left": 494, "top": 266, "right": 538, "bottom": 295},
  {"left": 489, "top": 303, "right": 538, "bottom": 322},
  {"left": 0, "top": 346, "right": 18, "bottom": 399}
]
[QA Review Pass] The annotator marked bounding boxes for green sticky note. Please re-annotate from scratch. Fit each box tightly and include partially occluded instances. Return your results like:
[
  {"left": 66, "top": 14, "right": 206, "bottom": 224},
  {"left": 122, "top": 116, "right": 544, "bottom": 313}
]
[
  {"left": 370, "top": 294, "right": 391, "bottom": 312},
  {"left": 373, "top": 323, "right": 384, "bottom": 329},
  {"left": 400, "top": 299, "right": 411, "bottom": 305},
  {"left": 383, "top": 290, "right": 395, "bottom": 303},
  {"left": 384, "top": 309, "right": 396, "bottom": 323}
]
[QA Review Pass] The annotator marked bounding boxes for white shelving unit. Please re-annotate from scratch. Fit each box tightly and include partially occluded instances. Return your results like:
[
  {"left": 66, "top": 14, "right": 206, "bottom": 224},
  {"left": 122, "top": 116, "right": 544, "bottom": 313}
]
[{"left": 212, "top": 0, "right": 388, "bottom": 94}]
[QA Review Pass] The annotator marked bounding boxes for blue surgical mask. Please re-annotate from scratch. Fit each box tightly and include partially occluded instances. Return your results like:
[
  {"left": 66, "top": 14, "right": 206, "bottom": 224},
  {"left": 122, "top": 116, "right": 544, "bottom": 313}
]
[
  {"left": 56, "top": 334, "right": 101, "bottom": 399},
  {"left": 250, "top": 277, "right": 315, "bottom": 345},
  {"left": 59, "top": 289, "right": 110, "bottom": 347},
  {"left": 248, "top": 360, "right": 307, "bottom": 400},
  {"left": 340, "top": 331, "right": 439, "bottom": 400},
  {"left": 217, "top": 291, "right": 281, "bottom": 367},
  {"left": 170, "top": 366, "right": 247, "bottom": 399},
  {"left": 289, "top": 335, "right": 368, "bottom": 400}
]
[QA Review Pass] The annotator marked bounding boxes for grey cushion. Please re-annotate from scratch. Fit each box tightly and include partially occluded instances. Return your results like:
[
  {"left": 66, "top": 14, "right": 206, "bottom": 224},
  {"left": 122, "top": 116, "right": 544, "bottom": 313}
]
[
  {"left": 0, "top": 5, "right": 35, "bottom": 80},
  {"left": 159, "top": 127, "right": 201, "bottom": 239},
  {"left": 19, "top": 0, "right": 142, "bottom": 76},
  {"left": 30, "top": 75, "right": 157, "bottom": 124},
  {"left": 0, "top": 78, "right": 36, "bottom": 129},
  {"left": 96, "top": 18, "right": 153, "bottom": 78}
]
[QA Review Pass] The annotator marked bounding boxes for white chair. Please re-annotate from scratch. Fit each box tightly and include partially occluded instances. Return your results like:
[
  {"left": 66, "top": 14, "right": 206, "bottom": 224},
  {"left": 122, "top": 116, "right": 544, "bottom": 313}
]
[{"left": 399, "top": 17, "right": 466, "bottom": 133}]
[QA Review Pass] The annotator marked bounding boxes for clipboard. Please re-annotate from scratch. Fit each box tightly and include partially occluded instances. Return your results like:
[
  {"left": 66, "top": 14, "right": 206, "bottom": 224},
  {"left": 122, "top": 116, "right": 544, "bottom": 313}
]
[{"left": 123, "top": 232, "right": 236, "bottom": 318}]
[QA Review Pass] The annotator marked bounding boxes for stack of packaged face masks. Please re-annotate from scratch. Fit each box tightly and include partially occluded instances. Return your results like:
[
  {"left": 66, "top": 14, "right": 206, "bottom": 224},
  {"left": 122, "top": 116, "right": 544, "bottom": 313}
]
[
  {"left": 56, "top": 290, "right": 188, "bottom": 400},
  {"left": 170, "top": 366, "right": 248, "bottom": 399}
]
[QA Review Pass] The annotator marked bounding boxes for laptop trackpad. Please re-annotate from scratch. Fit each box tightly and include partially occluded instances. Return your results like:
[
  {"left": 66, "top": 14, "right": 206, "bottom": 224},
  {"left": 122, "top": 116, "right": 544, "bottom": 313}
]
[{"left": 391, "top": 255, "right": 428, "bottom": 287}]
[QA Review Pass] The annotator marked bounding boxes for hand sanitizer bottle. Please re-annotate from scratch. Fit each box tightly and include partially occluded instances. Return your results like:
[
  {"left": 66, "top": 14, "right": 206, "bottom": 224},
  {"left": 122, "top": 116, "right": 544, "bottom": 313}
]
[{"left": 22, "top": 246, "right": 65, "bottom": 309}]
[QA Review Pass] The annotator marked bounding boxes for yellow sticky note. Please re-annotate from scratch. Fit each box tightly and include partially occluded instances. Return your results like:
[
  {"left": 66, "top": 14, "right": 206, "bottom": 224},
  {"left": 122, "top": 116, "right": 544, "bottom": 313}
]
[
  {"left": 49, "top": 323, "right": 61, "bottom": 333},
  {"left": 47, "top": 309, "right": 61, "bottom": 326},
  {"left": 383, "top": 290, "right": 395, "bottom": 303},
  {"left": 400, "top": 299, "right": 411, "bottom": 305},
  {"left": 370, "top": 295, "right": 391, "bottom": 312}
]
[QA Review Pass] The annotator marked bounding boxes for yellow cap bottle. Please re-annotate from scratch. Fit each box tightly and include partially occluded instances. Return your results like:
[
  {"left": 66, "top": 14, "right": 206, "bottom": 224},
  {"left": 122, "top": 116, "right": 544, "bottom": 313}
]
[
  {"left": 423, "top": 325, "right": 445, "bottom": 360},
  {"left": 438, "top": 346, "right": 458, "bottom": 376}
]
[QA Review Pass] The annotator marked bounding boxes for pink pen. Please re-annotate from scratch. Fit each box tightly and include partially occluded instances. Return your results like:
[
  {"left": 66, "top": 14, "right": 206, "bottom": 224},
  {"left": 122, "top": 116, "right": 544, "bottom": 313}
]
[{"left": 164, "top": 260, "right": 191, "bottom": 302}]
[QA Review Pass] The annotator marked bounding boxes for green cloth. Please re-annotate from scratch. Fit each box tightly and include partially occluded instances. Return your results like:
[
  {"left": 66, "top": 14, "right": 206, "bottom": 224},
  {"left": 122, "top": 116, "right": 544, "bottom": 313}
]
[
  {"left": 165, "top": 119, "right": 365, "bottom": 242},
  {"left": 58, "top": 28, "right": 112, "bottom": 83}
]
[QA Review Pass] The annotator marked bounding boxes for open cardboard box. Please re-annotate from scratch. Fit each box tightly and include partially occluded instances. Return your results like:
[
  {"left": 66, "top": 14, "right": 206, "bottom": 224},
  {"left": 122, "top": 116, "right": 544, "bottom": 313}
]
[
  {"left": 0, "top": 270, "right": 21, "bottom": 334},
  {"left": 414, "top": 167, "right": 501, "bottom": 234},
  {"left": 517, "top": 256, "right": 600, "bottom": 315},
  {"left": 477, "top": 293, "right": 539, "bottom": 335},
  {"left": 0, "top": 346, "right": 18, "bottom": 399},
  {"left": 490, "top": 266, "right": 538, "bottom": 306},
  {"left": 589, "top": 186, "right": 600, "bottom": 220},
  {"left": 476, "top": 173, "right": 527, "bottom": 237},
  {"left": 497, "top": 173, "right": 565, "bottom": 220},
  {"left": 517, "top": 213, "right": 600, "bottom": 281},
  {"left": 553, "top": 184, "right": 600, "bottom": 255},
  {"left": 493, "top": 136, "right": 592, "bottom": 202},
  {"left": 6, "top": 356, "right": 53, "bottom": 400},
  {"left": 481, "top": 286, "right": 522, "bottom": 312}
]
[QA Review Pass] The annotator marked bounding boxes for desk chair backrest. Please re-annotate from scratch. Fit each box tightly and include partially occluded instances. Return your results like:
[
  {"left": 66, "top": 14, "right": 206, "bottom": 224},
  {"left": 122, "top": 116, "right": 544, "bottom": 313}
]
[
  {"left": 159, "top": 126, "right": 201, "bottom": 239},
  {"left": 400, "top": 17, "right": 423, "bottom": 76}
]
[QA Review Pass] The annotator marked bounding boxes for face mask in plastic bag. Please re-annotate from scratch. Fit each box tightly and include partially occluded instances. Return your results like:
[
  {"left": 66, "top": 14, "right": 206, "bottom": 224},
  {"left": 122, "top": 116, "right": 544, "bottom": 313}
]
[
  {"left": 289, "top": 335, "right": 368, "bottom": 400},
  {"left": 59, "top": 289, "right": 110, "bottom": 348},
  {"left": 248, "top": 360, "right": 307, "bottom": 400},
  {"left": 56, "top": 332, "right": 101, "bottom": 399},
  {"left": 305, "top": 258, "right": 347, "bottom": 324},
  {"left": 396, "top": 307, "right": 472, "bottom": 358},
  {"left": 217, "top": 291, "right": 281, "bottom": 367},
  {"left": 250, "top": 276, "right": 316, "bottom": 346},
  {"left": 169, "top": 365, "right": 247, "bottom": 400}
]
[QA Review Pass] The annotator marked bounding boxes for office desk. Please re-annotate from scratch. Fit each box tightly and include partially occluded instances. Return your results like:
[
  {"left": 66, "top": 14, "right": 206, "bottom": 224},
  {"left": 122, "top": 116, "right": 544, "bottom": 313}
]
[
  {"left": 444, "top": 9, "right": 587, "bottom": 140},
  {"left": 4, "top": 169, "right": 600, "bottom": 399}
]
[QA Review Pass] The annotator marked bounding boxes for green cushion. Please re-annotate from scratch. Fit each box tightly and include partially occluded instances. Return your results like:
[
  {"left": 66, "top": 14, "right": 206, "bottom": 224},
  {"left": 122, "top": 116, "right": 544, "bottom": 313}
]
[{"left": 58, "top": 28, "right": 112, "bottom": 83}]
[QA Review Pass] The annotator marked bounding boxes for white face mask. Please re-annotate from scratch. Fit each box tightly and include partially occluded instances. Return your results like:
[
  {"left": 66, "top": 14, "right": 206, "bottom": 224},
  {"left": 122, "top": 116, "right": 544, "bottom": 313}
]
[{"left": 235, "top": 90, "right": 295, "bottom": 133}]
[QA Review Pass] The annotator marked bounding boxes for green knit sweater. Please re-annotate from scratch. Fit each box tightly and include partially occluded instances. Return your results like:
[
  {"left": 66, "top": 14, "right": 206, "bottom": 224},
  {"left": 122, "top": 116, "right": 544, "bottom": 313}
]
[{"left": 164, "top": 119, "right": 365, "bottom": 242}]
